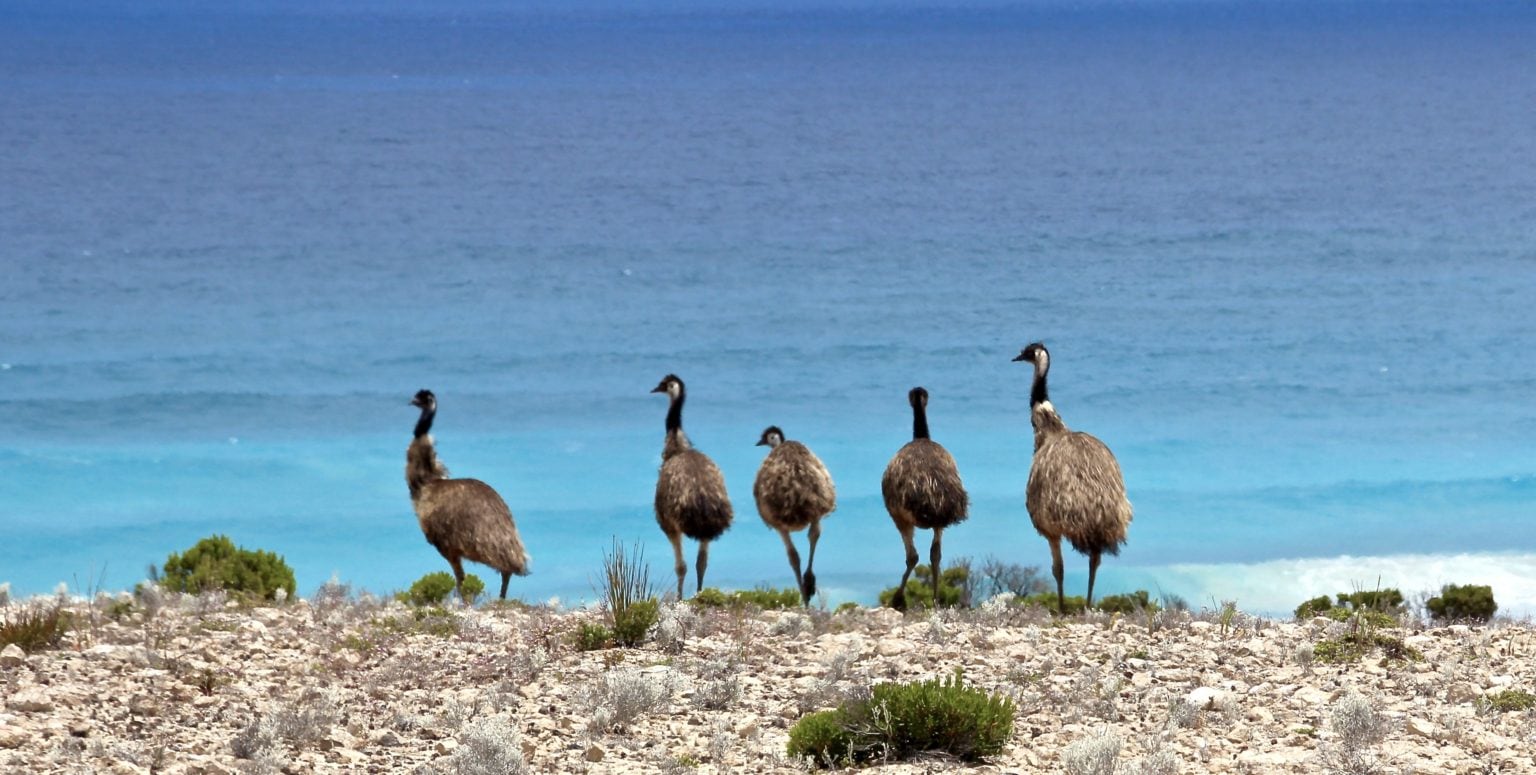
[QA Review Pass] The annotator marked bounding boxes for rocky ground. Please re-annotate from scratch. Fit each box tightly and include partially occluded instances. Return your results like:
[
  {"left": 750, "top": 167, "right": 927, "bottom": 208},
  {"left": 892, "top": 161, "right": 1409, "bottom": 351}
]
[{"left": 2, "top": 589, "right": 1534, "bottom": 774}]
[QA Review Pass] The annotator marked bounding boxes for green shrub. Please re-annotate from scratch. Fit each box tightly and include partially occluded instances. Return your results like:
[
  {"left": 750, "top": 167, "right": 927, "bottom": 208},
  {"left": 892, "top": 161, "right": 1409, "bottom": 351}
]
[
  {"left": 690, "top": 586, "right": 802, "bottom": 610},
  {"left": 1426, "top": 584, "right": 1497, "bottom": 623},
  {"left": 572, "top": 621, "right": 613, "bottom": 651},
  {"left": 786, "top": 669, "right": 1013, "bottom": 767},
  {"left": 1313, "top": 631, "right": 1422, "bottom": 665},
  {"left": 600, "top": 539, "right": 658, "bottom": 648},
  {"left": 1478, "top": 689, "right": 1536, "bottom": 713},
  {"left": 876, "top": 565, "right": 969, "bottom": 610},
  {"left": 0, "top": 606, "right": 72, "bottom": 652},
  {"left": 1295, "top": 595, "right": 1335, "bottom": 619},
  {"left": 1295, "top": 589, "right": 1404, "bottom": 625},
  {"left": 160, "top": 534, "right": 296, "bottom": 602},
  {"left": 1096, "top": 590, "right": 1159, "bottom": 615},
  {"left": 1337, "top": 588, "right": 1404, "bottom": 612},
  {"left": 398, "top": 571, "right": 484, "bottom": 607},
  {"left": 1018, "top": 592, "right": 1087, "bottom": 615}
]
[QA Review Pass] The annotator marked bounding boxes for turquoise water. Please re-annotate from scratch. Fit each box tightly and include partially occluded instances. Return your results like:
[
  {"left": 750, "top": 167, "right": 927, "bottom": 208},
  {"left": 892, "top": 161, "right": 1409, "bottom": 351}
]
[{"left": 3, "top": 1, "right": 1534, "bottom": 615}]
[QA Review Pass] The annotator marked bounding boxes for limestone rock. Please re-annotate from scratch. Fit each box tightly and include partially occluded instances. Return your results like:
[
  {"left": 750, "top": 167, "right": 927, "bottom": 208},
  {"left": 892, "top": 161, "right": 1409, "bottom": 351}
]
[
  {"left": 1, "top": 644, "right": 26, "bottom": 668},
  {"left": 585, "top": 743, "right": 605, "bottom": 762},
  {"left": 7, "top": 688, "right": 53, "bottom": 713}
]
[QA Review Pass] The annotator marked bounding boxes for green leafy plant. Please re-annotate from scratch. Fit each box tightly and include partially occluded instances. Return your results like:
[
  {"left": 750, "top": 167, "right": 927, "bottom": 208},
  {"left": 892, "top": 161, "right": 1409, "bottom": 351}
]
[
  {"left": 1426, "top": 584, "right": 1497, "bottom": 623},
  {"left": 398, "top": 571, "right": 484, "bottom": 607},
  {"left": 160, "top": 534, "right": 296, "bottom": 602},
  {"left": 1477, "top": 688, "right": 1535, "bottom": 713},
  {"left": 599, "top": 539, "right": 658, "bottom": 647},
  {"left": 1295, "top": 589, "right": 1404, "bottom": 624},
  {"left": 786, "top": 669, "right": 1014, "bottom": 767},
  {"left": 1095, "top": 590, "right": 1159, "bottom": 615},
  {"left": 1295, "top": 595, "right": 1335, "bottom": 619},
  {"left": 572, "top": 621, "right": 613, "bottom": 651},
  {"left": 690, "top": 586, "right": 802, "bottom": 610},
  {"left": 0, "top": 605, "right": 72, "bottom": 652},
  {"left": 876, "top": 565, "right": 970, "bottom": 610},
  {"left": 1313, "top": 630, "right": 1421, "bottom": 664},
  {"left": 1018, "top": 592, "right": 1087, "bottom": 615}
]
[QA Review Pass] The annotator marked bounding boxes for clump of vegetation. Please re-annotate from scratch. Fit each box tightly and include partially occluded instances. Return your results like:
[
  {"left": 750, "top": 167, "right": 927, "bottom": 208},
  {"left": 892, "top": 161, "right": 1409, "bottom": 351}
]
[
  {"left": 398, "top": 571, "right": 484, "bottom": 607},
  {"left": 583, "top": 667, "right": 678, "bottom": 734},
  {"left": 1426, "top": 583, "right": 1497, "bottom": 623},
  {"left": 690, "top": 586, "right": 802, "bottom": 610},
  {"left": 1095, "top": 590, "right": 1159, "bottom": 615},
  {"left": 1294, "top": 588, "right": 1404, "bottom": 626},
  {"left": 974, "top": 556, "right": 1050, "bottom": 600},
  {"left": 1018, "top": 592, "right": 1087, "bottom": 615},
  {"left": 342, "top": 607, "right": 461, "bottom": 654},
  {"left": 1061, "top": 728, "right": 1121, "bottom": 775},
  {"left": 1313, "top": 630, "right": 1421, "bottom": 665},
  {"left": 571, "top": 620, "right": 613, "bottom": 651},
  {"left": 1321, "top": 691, "right": 1392, "bottom": 775},
  {"left": 0, "top": 605, "right": 72, "bottom": 652},
  {"left": 876, "top": 565, "right": 970, "bottom": 610},
  {"left": 1477, "top": 688, "right": 1536, "bottom": 713},
  {"left": 159, "top": 534, "right": 296, "bottom": 602},
  {"left": 786, "top": 669, "right": 1014, "bottom": 767},
  {"left": 599, "top": 539, "right": 659, "bottom": 647}
]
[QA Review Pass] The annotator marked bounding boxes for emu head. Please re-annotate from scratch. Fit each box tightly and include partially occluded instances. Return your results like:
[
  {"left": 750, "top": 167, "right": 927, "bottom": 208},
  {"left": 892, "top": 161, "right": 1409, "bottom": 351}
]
[
  {"left": 651, "top": 374, "right": 684, "bottom": 400},
  {"left": 756, "top": 426, "right": 785, "bottom": 448},
  {"left": 908, "top": 386, "right": 928, "bottom": 409},
  {"left": 411, "top": 389, "right": 436, "bottom": 411}
]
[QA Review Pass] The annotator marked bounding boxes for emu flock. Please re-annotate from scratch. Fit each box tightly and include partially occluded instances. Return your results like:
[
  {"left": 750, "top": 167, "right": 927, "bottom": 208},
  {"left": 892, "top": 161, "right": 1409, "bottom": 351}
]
[{"left": 405, "top": 342, "right": 1133, "bottom": 613}]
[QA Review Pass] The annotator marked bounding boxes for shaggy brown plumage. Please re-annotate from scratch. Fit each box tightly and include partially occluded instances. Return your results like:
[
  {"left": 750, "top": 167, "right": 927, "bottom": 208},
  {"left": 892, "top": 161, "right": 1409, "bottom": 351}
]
[
  {"left": 652, "top": 375, "right": 734, "bottom": 599},
  {"left": 753, "top": 426, "right": 836, "bottom": 605},
  {"left": 1014, "top": 343, "right": 1132, "bottom": 612},
  {"left": 407, "top": 390, "right": 530, "bottom": 601},
  {"left": 881, "top": 387, "right": 968, "bottom": 610}
]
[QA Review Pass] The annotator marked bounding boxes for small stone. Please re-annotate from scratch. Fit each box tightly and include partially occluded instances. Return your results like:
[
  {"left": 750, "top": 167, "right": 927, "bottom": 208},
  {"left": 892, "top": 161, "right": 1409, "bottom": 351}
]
[
  {"left": 1130, "top": 672, "right": 1153, "bottom": 689},
  {"left": 738, "top": 720, "right": 758, "bottom": 739},
  {"left": 375, "top": 730, "right": 403, "bottom": 747},
  {"left": 128, "top": 695, "right": 160, "bottom": 717},
  {"left": 1446, "top": 682, "right": 1480, "bottom": 704},
  {"left": 434, "top": 739, "right": 458, "bottom": 755},
  {"left": 7, "top": 687, "right": 53, "bottom": 713},
  {"left": 0, "top": 728, "right": 28, "bottom": 749},
  {"left": 1186, "top": 686, "right": 1229, "bottom": 710},
  {"left": 332, "top": 748, "right": 367, "bottom": 765},
  {"left": 1, "top": 644, "right": 26, "bottom": 667},
  {"left": 1406, "top": 717, "right": 1438, "bottom": 740},
  {"left": 585, "top": 744, "right": 605, "bottom": 762},
  {"left": 69, "top": 720, "right": 90, "bottom": 738}
]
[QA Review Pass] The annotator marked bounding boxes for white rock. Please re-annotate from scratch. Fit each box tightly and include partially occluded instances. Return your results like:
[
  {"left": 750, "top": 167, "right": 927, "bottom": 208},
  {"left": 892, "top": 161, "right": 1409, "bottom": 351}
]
[
  {"left": 7, "top": 687, "right": 53, "bottom": 713},
  {"left": 876, "top": 638, "right": 913, "bottom": 657},
  {"left": 1406, "top": 717, "right": 1438, "bottom": 740},
  {"left": 434, "top": 739, "right": 458, "bottom": 755},
  {"left": 1186, "top": 686, "right": 1230, "bottom": 710},
  {"left": 0, "top": 644, "right": 24, "bottom": 668}
]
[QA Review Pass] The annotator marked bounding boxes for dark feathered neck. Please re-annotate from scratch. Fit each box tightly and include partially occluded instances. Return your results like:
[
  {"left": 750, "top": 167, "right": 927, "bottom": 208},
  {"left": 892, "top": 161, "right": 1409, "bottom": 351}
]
[
  {"left": 1030, "top": 366, "right": 1050, "bottom": 409},
  {"left": 665, "top": 391, "right": 685, "bottom": 434},
  {"left": 414, "top": 405, "right": 436, "bottom": 439},
  {"left": 912, "top": 402, "right": 930, "bottom": 440}
]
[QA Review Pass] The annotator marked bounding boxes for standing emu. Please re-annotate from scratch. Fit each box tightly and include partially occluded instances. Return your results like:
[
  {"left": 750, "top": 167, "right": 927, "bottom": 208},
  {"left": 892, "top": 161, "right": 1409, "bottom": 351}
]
[
  {"left": 753, "top": 426, "right": 836, "bottom": 606},
  {"left": 652, "top": 374, "right": 734, "bottom": 600},
  {"left": 1013, "top": 343, "right": 1132, "bottom": 612},
  {"left": 881, "top": 387, "right": 968, "bottom": 610},
  {"left": 406, "top": 389, "right": 530, "bottom": 601}
]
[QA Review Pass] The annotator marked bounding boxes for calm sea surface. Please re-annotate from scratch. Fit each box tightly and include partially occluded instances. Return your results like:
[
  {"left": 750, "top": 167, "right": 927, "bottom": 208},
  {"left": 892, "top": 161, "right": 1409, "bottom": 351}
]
[{"left": 3, "top": 0, "right": 1534, "bottom": 614}]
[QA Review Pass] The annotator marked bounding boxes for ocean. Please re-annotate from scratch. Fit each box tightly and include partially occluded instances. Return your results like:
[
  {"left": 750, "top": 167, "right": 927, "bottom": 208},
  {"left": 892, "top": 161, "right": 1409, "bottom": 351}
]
[{"left": 3, "top": 0, "right": 1534, "bottom": 616}]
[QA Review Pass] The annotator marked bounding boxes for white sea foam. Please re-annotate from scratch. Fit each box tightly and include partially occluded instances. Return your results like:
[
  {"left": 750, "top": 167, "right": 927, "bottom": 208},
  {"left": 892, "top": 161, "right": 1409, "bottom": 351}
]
[{"left": 1153, "top": 553, "right": 1536, "bottom": 619}]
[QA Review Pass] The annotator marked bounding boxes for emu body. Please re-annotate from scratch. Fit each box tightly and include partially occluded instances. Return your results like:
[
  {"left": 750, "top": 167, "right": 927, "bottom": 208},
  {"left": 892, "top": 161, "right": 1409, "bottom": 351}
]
[
  {"left": 1014, "top": 343, "right": 1132, "bottom": 612},
  {"left": 652, "top": 375, "right": 734, "bottom": 599},
  {"left": 881, "top": 387, "right": 968, "bottom": 610},
  {"left": 407, "top": 390, "right": 530, "bottom": 601},
  {"left": 753, "top": 426, "right": 836, "bottom": 605}
]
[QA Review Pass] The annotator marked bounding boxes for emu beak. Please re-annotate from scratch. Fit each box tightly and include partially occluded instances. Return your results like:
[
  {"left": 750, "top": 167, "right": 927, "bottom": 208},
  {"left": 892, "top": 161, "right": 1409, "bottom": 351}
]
[
  {"left": 650, "top": 384, "right": 666, "bottom": 394},
  {"left": 755, "top": 438, "right": 767, "bottom": 446},
  {"left": 1011, "top": 352, "right": 1028, "bottom": 362}
]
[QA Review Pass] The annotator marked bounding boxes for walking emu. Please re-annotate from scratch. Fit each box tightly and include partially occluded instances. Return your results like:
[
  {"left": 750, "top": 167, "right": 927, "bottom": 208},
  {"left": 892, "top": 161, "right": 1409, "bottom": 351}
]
[
  {"left": 406, "top": 390, "right": 530, "bottom": 601},
  {"left": 1013, "top": 343, "right": 1132, "bottom": 612},
  {"left": 753, "top": 426, "right": 836, "bottom": 606},
  {"left": 881, "top": 387, "right": 968, "bottom": 610},
  {"left": 652, "top": 374, "right": 733, "bottom": 599}
]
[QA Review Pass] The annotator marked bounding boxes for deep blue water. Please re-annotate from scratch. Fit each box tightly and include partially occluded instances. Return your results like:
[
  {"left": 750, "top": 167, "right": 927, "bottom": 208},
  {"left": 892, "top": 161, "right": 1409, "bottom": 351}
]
[{"left": 3, "top": 0, "right": 1535, "bottom": 614}]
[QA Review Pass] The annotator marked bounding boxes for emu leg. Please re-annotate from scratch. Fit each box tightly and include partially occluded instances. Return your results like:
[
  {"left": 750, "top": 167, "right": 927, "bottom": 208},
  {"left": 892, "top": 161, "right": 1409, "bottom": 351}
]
[
  {"left": 778, "top": 528, "right": 805, "bottom": 604},
  {"left": 1048, "top": 536, "right": 1065, "bottom": 614},
  {"left": 929, "top": 527, "right": 944, "bottom": 607},
  {"left": 448, "top": 556, "right": 467, "bottom": 605},
  {"left": 1087, "top": 550, "right": 1102, "bottom": 609},
  {"left": 667, "top": 532, "right": 687, "bottom": 601},
  {"left": 499, "top": 571, "right": 511, "bottom": 600},
  {"left": 892, "top": 523, "right": 919, "bottom": 611},
  {"left": 695, "top": 540, "right": 710, "bottom": 594},
  {"left": 803, "top": 519, "right": 822, "bottom": 606}
]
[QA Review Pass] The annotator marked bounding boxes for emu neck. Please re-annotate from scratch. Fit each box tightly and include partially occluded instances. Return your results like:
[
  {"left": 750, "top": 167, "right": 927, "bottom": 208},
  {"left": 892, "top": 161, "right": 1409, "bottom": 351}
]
[
  {"left": 406, "top": 436, "right": 447, "bottom": 500},
  {"left": 1030, "top": 365, "right": 1050, "bottom": 409},
  {"left": 413, "top": 406, "right": 436, "bottom": 439},
  {"left": 912, "top": 405, "right": 930, "bottom": 440},
  {"left": 662, "top": 429, "right": 692, "bottom": 461},
  {"left": 665, "top": 393, "right": 684, "bottom": 435}
]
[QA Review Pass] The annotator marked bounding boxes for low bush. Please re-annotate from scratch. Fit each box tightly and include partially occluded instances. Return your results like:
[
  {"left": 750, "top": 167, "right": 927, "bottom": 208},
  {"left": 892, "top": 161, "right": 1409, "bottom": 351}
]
[
  {"left": 1477, "top": 688, "right": 1536, "bottom": 713},
  {"left": 160, "top": 534, "right": 296, "bottom": 602},
  {"left": 1295, "top": 589, "right": 1404, "bottom": 625},
  {"left": 1096, "top": 590, "right": 1159, "bottom": 615},
  {"left": 1426, "top": 584, "right": 1497, "bottom": 623},
  {"left": 786, "top": 669, "right": 1014, "bottom": 767},
  {"left": 1018, "top": 592, "right": 1087, "bottom": 615},
  {"left": 1313, "top": 631, "right": 1421, "bottom": 665},
  {"left": 599, "top": 539, "right": 659, "bottom": 647},
  {"left": 690, "top": 586, "right": 802, "bottom": 610},
  {"left": 0, "top": 605, "right": 72, "bottom": 652},
  {"left": 571, "top": 621, "right": 612, "bottom": 651},
  {"left": 876, "top": 565, "right": 969, "bottom": 610},
  {"left": 398, "top": 571, "right": 484, "bottom": 607}
]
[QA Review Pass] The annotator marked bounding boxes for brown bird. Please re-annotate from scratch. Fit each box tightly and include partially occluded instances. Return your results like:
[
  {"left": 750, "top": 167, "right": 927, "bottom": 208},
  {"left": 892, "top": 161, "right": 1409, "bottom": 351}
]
[
  {"left": 753, "top": 426, "right": 836, "bottom": 606},
  {"left": 406, "top": 390, "right": 530, "bottom": 601},
  {"left": 652, "top": 375, "right": 734, "bottom": 600},
  {"left": 881, "top": 387, "right": 968, "bottom": 610},
  {"left": 1014, "top": 343, "right": 1132, "bottom": 612}
]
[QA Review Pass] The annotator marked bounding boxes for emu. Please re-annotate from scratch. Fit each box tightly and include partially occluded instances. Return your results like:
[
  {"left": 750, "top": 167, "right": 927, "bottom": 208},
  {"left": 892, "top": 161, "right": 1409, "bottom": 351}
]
[
  {"left": 406, "top": 390, "right": 530, "bottom": 601},
  {"left": 652, "top": 374, "right": 733, "bottom": 599},
  {"left": 881, "top": 387, "right": 968, "bottom": 610},
  {"left": 1014, "top": 343, "right": 1132, "bottom": 612},
  {"left": 753, "top": 425, "right": 836, "bottom": 606}
]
